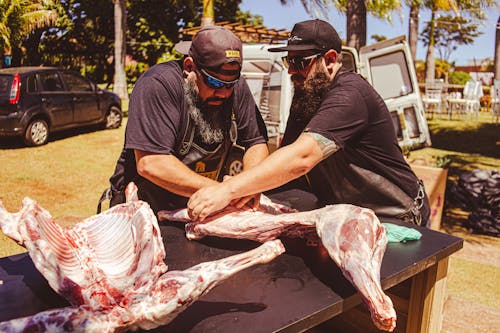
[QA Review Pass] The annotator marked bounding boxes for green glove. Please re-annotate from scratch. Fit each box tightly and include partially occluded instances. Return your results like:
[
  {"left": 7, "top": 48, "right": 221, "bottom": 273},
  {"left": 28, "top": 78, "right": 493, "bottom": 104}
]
[{"left": 382, "top": 223, "right": 422, "bottom": 243}]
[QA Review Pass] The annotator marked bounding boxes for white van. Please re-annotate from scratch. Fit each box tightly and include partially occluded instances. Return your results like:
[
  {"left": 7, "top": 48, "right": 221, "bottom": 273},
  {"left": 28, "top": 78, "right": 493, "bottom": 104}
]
[{"left": 224, "top": 36, "right": 432, "bottom": 175}]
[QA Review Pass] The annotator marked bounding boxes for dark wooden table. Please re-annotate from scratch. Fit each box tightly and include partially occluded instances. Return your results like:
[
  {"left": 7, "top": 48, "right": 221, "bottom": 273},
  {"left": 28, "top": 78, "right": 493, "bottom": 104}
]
[{"left": 0, "top": 220, "right": 463, "bottom": 333}]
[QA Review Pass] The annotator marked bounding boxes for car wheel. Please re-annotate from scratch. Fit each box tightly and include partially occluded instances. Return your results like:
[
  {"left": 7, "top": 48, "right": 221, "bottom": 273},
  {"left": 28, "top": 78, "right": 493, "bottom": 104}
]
[
  {"left": 104, "top": 106, "right": 122, "bottom": 129},
  {"left": 24, "top": 119, "right": 49, "bottom": 146}
]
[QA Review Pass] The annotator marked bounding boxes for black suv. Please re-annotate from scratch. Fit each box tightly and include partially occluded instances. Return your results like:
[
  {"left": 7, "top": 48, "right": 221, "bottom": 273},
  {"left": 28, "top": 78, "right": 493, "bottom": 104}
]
[{"left": 0, "top": 67, "right": 122, "bottom": 146}]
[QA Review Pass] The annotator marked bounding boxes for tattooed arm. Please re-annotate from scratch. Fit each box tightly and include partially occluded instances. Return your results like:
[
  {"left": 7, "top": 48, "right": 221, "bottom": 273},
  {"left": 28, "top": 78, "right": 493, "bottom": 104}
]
[{"left": 303, "top": 132, "right": 339, "bottom": 159}]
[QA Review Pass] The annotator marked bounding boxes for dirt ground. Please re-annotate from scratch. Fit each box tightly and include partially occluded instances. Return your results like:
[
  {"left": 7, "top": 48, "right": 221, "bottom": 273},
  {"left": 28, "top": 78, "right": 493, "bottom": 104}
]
[{"left": 442, "top": 241, "right": 500, "bottom": 333}]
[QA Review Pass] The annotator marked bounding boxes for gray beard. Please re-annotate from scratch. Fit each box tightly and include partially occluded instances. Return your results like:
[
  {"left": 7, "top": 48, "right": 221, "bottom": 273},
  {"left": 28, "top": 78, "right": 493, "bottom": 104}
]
[
  {"left": 184, "top": 81, "right": 224, "bottom": 145},
  {"left": 290, "top": 70, "right": 331, "bottom": 123}
]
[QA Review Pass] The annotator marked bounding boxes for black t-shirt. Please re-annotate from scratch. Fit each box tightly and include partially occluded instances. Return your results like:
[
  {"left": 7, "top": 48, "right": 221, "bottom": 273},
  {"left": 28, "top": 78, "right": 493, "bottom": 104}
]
[
  {"left": 125, "top": 61, "right": 266, "bottom": 154},
  {"left": 282, "top": 69, "right": 428, "bottom": 220},
  {"left": 113, "top": 61, "right": 267, "bottom": 212}
]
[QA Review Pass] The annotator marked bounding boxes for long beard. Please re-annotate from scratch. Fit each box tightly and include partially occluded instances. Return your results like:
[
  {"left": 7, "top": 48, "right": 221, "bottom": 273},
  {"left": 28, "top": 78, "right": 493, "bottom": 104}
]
[
  {"left": 184, "top": 81, "right": 224, "bottom": 145},
  {"left": 290, "top": 68, "right": 331, "bottom": 124}
]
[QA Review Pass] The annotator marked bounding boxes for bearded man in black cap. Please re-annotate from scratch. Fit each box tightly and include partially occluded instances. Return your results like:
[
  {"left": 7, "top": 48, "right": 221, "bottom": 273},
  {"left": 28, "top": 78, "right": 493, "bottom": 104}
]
[
  {"left": 106, "top": 26, "right": 269, "bottom": 213},
  {"left": 188, "top": 19, "right": 430, "bottom": 227}
]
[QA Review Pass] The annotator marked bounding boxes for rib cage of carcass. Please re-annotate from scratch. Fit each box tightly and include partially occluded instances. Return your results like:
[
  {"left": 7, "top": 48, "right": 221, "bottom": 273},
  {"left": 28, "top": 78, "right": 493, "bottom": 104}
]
[
  {"left": 0, "top": 183, "right": 285, "bottom": 333},
  {"left": 159, "top": 195, "right": 397, "bottom": 332}
]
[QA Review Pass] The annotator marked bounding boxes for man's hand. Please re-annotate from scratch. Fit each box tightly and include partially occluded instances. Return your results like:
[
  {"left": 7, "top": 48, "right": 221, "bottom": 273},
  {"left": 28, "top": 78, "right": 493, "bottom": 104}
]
[
  {"left": 187, "top": 184, "right": 233, "bottom": 222},
  {"left": 223, "top": 175, "right": 261, "bottom": 211}
]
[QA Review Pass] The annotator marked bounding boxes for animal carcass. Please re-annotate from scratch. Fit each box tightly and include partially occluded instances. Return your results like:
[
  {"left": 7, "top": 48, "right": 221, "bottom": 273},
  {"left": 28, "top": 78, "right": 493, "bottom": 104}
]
[
  {"left": 0, "top": 183, "right": 284, "bottom": 332},
  {"left": 159, "top": 198, "right": 397, "bottom": 332}
]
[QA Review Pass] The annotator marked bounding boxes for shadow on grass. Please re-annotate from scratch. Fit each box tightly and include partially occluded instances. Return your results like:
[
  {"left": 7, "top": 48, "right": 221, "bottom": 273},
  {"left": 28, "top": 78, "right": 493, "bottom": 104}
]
[
  {"left": 429, "top": 122, "right": 500, "bottom": 159},
  {"left": 0, "top": 124, "right": 105, "bottom": 149}
]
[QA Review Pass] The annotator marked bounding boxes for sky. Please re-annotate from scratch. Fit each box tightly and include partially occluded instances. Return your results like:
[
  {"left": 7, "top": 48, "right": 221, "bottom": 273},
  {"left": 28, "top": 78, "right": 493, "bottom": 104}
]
[{"left": 240, "top": 0, "right": 499, "bottom": 66}]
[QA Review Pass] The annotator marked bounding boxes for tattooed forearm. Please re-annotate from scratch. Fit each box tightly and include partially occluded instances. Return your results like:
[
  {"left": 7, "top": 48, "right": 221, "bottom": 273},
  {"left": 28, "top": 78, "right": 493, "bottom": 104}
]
[{"left": 304, "top": 132, "right": 339, "bottom": 159}]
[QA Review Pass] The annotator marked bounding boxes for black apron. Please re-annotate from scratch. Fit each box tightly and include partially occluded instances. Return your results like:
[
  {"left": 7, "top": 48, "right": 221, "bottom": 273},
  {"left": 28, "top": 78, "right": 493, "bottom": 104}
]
[{"left": 102, "top": 103, "right": 237, "bottom": 214}]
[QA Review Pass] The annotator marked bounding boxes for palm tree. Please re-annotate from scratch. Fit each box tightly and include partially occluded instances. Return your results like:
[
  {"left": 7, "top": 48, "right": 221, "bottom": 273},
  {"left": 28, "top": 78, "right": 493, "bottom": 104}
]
[
  {"left": 406, "top": 1, "right": 423, "bottom": 63},
  {"left": 202, "top": 0, "right": 215, "bottom": 27},
  {"left": 495, "top": 15, "right": 499, "bottom": 80},
  {"left": 0, "top": 0, "right": 57, "bottom": 65},
  {"left": 280, "top": 0, "right": 400, "bottom": 51},
  {"left": 113, "top": 0, "right": 128, "bottom": 102}
]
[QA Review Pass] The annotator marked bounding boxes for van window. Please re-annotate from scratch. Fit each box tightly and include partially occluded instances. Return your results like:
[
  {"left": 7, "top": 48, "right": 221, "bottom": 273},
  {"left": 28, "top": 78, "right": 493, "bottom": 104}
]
[
  {"left": 341, "top": 51, "right": 356, "bottom": 72},
  {"left": 403, "top": 106, "right": 421, "bottom": 138},
  {"left": 242, "top": 60, "right": 282, "bottom": 122},
  {"left": 368, "top": 51, "right": 413, "bottom": 100},
  {"left": 390, "top": 111, "right": 403, "bottom": 140}
]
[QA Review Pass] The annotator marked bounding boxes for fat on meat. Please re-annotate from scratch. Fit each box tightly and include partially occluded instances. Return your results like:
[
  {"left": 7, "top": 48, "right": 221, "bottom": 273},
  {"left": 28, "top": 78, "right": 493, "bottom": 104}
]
[
  {"left": 159, "top": 198, "right": 397, "bottom": 332},
  {"left": 0, "top": 183, "right": 285, "bottom": 332}
]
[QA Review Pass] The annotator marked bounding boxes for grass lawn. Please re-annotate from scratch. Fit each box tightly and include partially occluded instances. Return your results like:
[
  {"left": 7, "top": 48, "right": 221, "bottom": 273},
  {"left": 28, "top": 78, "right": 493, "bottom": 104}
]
[{"left": 0, "top": 109, "right": 499, "bottom": 331}]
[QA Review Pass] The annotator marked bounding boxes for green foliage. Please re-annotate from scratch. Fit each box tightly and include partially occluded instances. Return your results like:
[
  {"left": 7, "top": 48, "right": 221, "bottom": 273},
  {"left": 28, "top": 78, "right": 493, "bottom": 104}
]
[
  {"left": 420, "top": 15, "right": 482, "bottom": 62},
  {"left": 434, "top": 155, "right": 451, "bottom": 168},
  {"left": 0, "top": 0, "right": 59, "bottom": 66},
  {"left": 125, "top": 61, "right": 149, "bottom": 84},
  {"left": 371, "top": 34, "right": 387, "bottom": 42},
  {"left": 8, "top": 0, "right": 246, "bottom": 82},
  {"left": 235, "top": 10, "right": 264, "bottom": 26},
  {"left": 448, "top": 70, "right": 470, "bottom": 85}
]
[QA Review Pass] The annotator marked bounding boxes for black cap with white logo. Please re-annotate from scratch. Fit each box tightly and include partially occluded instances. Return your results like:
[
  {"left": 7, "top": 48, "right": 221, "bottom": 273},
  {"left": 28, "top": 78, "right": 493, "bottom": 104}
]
[{"left": 268, "top": 19, "right": 342, "bottom": 53}]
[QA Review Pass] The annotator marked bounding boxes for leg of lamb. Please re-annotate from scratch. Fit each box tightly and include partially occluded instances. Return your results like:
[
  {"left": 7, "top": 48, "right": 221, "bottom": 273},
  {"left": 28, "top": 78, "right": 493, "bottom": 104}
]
[{"left": 159, "top": 199, "right": 397, "bottom": 332}]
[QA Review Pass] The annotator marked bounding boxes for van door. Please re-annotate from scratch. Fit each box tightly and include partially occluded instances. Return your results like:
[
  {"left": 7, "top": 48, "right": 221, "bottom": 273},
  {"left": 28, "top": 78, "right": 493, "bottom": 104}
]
[
  {"left": 241, "top": 45, "right": 292, "bottom": 151},
  {"left": 359, "top": 36, "right": 431, "bottom": 148}
]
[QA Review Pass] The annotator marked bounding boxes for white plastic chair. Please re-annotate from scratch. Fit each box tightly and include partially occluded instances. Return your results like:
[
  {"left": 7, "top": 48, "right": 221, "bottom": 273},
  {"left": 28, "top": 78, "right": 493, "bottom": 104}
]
[
  {"left": 422, "top": 79, "right": 444, "bottom": 118},
  {"left": 447, "top": 80, "right": 482, "bottom": 120},
  {"left": 465, "top": 81, "right": 483, "bottom": 120},
  {"left": 491, "top": 79, "right": 500, "bottom": 123}
]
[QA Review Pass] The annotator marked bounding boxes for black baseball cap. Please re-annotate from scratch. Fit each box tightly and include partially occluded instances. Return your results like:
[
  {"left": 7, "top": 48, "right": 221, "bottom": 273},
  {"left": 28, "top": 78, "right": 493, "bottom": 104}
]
[
  {"left": 175, "top": 26, "right": 242, "bottom": 70},
  {"left": 268, "top": 19, "right": 342, "bottom": 53}
]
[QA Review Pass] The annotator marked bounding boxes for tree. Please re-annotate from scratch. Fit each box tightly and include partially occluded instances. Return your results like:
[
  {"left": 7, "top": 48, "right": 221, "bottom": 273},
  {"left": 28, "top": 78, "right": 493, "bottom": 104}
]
[
  {"left": 113, "top": 0, "right": 128, "bottom": 102},
  {"left": 495, "top": 15, "right": 499, "bottom": 80},
  {"left": 422, "top": 0, "right": 495, "bottom": 82},
  {"left": 280, "top": 0, "right": 400, "bottom": 51},
  {"left": 421, "top": 15, "right": 481, "bottom": 63},
  {"left": 202, "top": 0, "right": 215, "bottom": 27},
  {"left": 0, "top": 0, "right": 58, "bottom": 66},
  {"left": 406, "top": 1, "right": 423, "bottom": 63}
]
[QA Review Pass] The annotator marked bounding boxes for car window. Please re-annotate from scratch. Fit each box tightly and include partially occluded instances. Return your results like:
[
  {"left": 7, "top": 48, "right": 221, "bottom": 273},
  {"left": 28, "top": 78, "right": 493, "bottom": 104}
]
[
  {"left": 40, "top": 72, "right": 65, "bottom": 92},
  {"left": 0, "top": 75, "right": 11, "bottom": 92},
  {"left": 61, "top": 72, "right": 93, "bottom": 92},
  {"left": 26, "top": 74, "right": 37, "bottom": 93}
]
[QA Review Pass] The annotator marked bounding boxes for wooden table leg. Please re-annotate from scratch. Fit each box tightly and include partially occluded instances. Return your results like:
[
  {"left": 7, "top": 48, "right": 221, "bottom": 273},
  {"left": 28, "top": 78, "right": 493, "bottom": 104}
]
[{"left": 406, "top": 257, "right": 449, "bottom": 333}]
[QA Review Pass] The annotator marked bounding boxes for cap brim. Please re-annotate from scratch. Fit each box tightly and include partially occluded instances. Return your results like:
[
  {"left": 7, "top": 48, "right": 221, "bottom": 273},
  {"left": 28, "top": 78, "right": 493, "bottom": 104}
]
[
  {"left": 174, "top": 41, "right": 191, "bottom": 55},
  {"left": 268, "top": 44, "right": 321, "bottom": 52}
]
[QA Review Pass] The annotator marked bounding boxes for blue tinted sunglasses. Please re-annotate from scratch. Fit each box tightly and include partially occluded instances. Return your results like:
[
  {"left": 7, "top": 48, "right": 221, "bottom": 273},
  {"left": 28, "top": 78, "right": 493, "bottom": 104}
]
[{"left": 199, "top": 68, "right": 239, "bottom": 89}]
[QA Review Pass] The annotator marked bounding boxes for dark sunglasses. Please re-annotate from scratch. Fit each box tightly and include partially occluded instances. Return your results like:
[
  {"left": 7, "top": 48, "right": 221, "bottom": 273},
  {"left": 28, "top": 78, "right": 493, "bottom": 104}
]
[
  {"left": 198, "top": 68, "right": 239, "bottom": 89},
  {"left": 282, "top": 53, "right": 322, "bottom": 71}
]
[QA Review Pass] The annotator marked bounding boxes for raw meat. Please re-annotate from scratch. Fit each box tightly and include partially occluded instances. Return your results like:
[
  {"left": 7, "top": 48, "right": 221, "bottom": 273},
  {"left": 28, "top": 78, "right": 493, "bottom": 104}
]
[
  {"left": 158, "top": 196, "right": 316, "bottom": 243},
  {"left": 316, "top": 205, "right": 396, "bottom": 332},
  {"left": 0, "top": 182, "right": 168, "bottom": 310},
  {"left": 0, "top": 184, "right": 285, "bottom": 332},
  {"left": 159, "top": 199, "right": 397, "bottom": 332}
]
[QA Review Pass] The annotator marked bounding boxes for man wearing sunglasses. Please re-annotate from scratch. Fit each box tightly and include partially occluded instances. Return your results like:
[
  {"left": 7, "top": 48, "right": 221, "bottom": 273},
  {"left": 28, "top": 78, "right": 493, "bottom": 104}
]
[
  {"left": 106, "top": 26, "right": 269, "bottom": 213},
  {"left": 188, "top": 19, "right": 430, "bottom": 227}
]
